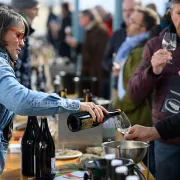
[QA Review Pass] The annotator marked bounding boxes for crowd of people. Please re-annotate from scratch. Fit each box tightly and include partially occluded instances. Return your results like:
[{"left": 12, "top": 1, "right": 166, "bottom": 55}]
[{"left": 1, "top": 0, "right": 180, "bottom": 179}]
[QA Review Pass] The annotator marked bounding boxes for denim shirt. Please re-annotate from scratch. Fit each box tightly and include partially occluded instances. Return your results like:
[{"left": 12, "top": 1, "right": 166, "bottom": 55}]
[{"left": 0, "top": 51, "right": 80, "bottom": 174}]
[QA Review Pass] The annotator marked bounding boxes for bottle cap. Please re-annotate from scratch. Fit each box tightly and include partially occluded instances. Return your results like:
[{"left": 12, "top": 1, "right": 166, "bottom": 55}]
[
  {"left": 125, "top": 175, "right": 140, "bottom": 180},
  {"left": 41, "top": 116, "right": 47, "bottom": 119},
  {"left": 111, "top": 159, "right": 123, "bottom": 166},
  {"left": 104, "top": 154, "right": 116, "bottom": 160},
  {"left": 115, "top": 166, "right": 128, "bottom": 174}
]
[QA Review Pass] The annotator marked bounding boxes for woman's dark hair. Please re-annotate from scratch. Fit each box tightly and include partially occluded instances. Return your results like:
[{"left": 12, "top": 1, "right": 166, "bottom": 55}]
[
  {"left": 136, "top": 7, "right": 159, "bottom": 31},
  {"left": 61, "top": 2, "right": 69, "bottom": 12},
  {"left": 80, "top": 9, "right": 95, "bottom": 21},
  {"left": 0, "top": 5, "right": 29, "bottom": 46}
]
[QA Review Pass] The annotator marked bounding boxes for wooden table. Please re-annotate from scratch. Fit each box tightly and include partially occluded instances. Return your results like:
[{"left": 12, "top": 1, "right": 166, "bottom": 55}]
[
  {"left": 0, "top": 146, "right": 155, "bottom": 180},
  {"left": 0, "top": 118, "right": 155, "bottom": 180},
  {"left": 1, "top": 152, "right": 79, "bottom": 180}
]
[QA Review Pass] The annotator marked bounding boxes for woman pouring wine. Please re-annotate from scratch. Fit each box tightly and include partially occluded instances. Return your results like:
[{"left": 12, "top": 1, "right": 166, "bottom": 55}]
[{"left": 0, "top": 5, "right": 108, "bottom": 174}]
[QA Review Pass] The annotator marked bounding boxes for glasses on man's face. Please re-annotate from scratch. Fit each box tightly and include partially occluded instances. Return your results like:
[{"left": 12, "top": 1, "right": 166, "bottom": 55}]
[
  {"left": 129, "top": 17, "right": 143, "bottom": 27},
  {"left": 9, "top": 28, "right": 26, "bottom": 43},
  {"left": 123, "top": 8, "right": 134, "bottom": 13}
]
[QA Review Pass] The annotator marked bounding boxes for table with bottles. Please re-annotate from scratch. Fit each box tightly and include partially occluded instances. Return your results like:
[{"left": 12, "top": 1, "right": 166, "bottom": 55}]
[
  {"left": 0, "top": 113, "right": 155, "bottom": 180},
  {"left": 0, "top": 134, "right": 155, "bottom": 180}
]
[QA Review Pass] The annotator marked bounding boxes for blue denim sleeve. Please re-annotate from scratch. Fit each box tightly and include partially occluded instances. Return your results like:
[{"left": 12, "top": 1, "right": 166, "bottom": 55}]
[{"left": 0, "top": 58, "right": 80, "bottom": 116}]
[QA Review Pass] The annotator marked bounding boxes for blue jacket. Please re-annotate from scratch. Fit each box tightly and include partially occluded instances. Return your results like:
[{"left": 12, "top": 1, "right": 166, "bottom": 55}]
[{"left": 0, "top": 51, "right": 80, "bottom": 174}]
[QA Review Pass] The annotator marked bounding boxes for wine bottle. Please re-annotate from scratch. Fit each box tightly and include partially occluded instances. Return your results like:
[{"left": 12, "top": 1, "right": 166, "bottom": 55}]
[
  {"left": 53, "top": 75, "right": 61, "bottom": 95},
  {"left": 21, "top": 116, "right": 39, "bottom": 176},
  {"left": 111, "top": 159, "right": 123, "bottom": 180},
  {"left": 115, "top": 166, "right": 128, "bottom": 180},
  {"left": 35, "top": 116, "right": 55, "bottom": 180},
  {"left": 60, "top": 89, "right": 67, "bottom": 98},
  {"left": 67, "top": 109, "right": 121, "bottom": 132},
  {"left": 104, "top": 154, "right": 116, "bottom": 180},
  {"left": 125, "top": 175, "right": 140, "bottom": 180},
  {"left": 83, "top": 89, "right": 87, "bottom": 101},
  {"left": 85, "top": 89, "right": 93, "bottom": 102}
]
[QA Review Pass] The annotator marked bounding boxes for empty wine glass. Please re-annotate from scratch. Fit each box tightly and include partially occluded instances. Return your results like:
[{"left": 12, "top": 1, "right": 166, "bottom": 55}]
[
  {"left": 162, "top": 32, "right": 177, "bottom": 64},
  {"left": 114, "top": 112, "right": 131, "bottom": 135}
]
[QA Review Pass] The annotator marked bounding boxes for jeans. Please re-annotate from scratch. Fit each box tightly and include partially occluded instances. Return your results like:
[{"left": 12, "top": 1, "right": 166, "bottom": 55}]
[
  {"left": 0, "top": 133, "right": 9, "bottom": 174},
  {"left": 143, "top": 141, "right": 156, "bottom": 177},
  {"left": 155, "top": 140, "right": 180, "bottom": 180}
]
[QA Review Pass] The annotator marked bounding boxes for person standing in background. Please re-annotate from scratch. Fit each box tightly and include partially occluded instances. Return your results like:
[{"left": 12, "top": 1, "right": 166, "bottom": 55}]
[
  {"left": 58, "top": 2, "right": 72, "bottom": 60},
  {"left": 66, "top": 9, "right": 109, "bottom": 98},
  {"left": 46, "top": 6, "right": 61, "bottom": 53},
  {"left": 103, "top": 0, "right": 141, "bottom": 101},
  {"left": 11, "top": 0, "right": 39, "bottom": 89},
  {"left": 95, "top": 5, "right": 113, "bottom": 37},
  {"left": 113, "top": 7, "right": 159, "bottom": 127},
  {"left": 128, "top": 0, "right": 180, "bottom": 179}
]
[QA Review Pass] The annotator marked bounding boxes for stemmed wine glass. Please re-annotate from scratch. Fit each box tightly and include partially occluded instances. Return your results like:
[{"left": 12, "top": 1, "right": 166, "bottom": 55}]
[
  {"left": 114, "top": 112, "right": 131, "bottom": 135},
  {"left": 162, "top": 32, "right": 177, "bottom": 64}
]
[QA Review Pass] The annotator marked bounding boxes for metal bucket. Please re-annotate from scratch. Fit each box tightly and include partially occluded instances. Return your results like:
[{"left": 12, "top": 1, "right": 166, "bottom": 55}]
[{"left": 102, "top": 140, "right": 149, "bottom": 163}]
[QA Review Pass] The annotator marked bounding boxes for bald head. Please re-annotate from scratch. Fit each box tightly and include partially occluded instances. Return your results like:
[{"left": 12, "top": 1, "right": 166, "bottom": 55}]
[{"left": 122, "top": 0, "right": 142, "bottom": 25}]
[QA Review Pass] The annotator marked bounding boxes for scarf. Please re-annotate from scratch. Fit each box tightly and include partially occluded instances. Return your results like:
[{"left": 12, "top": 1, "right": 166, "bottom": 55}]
[
  {"left": 115, "top": 32, "right": 150, "bottom": 63},
  {"left": 0, "top": 45, "right": 15, "bottom": 68},
  {"left": 117, "top": 32, "right": 150, "bottom": 100}
]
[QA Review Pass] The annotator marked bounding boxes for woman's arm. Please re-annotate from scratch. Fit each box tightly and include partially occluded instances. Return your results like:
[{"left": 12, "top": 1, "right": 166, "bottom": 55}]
[{"left": 0, "top": 58, "right": 79, "bottom": 116}]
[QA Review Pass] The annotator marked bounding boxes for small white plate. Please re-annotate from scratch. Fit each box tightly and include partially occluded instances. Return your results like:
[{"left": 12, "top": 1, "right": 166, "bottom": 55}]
[{"left": 55, "top": 149, "right": 82, "bottom": 160}]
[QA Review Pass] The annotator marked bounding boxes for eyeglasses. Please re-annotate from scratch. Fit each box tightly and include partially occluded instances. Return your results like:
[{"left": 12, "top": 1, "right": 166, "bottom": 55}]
[
  {"left": 123, "top": 8, "right": 134, "bottom": 13},
  {"left": 9, "top": 28, "right": 26, "bottom": 43},
  {"left": 129, "top": 17, "right": 143, "bottom": 27}
]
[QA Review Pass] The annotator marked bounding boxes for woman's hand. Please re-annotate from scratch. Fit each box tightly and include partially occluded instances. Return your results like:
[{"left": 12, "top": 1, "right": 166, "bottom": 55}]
[
  {"left": 151, "top": 49, "right": 172, "bottom": 75},
  {"left": 65, "top": 36, "right": 77, "bottom": 48},
  {"left": 124, "top": 125, "right": 160, "bottom": 141},
  {"left": 79, "top": 102, "right": 108, "bottom": 122}
]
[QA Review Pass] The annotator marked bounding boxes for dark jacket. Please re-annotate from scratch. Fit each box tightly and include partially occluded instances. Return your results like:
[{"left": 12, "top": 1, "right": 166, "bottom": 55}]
[
  {"left": 14, "top": 26, "right": 34, "bottom": 89},
  {"left": 81, "top": 23, "right": 109, "bottom": 78},
  {"left": 128, "top": 28, "right": 180, "bottom": 145},
  {"left": 58, "top": 12, "right": 72, "bottom": 58},
  {"left": 155, "top": 112, "right": 180, "bottom": 140},
  {"left": 103, "top": 23, "right": 126, "bottom": 71}
]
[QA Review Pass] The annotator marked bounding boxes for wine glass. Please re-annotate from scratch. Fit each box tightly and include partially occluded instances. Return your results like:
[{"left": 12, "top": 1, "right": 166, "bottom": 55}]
[
  {"left": 114, "top": 112, "right": 131, "bottom": 135},
  {"left": 162, "top": 32, "right": 177, "bottom": 64}
]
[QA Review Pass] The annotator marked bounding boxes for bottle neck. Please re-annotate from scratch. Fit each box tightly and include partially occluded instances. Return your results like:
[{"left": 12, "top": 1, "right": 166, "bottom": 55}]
[
  {"left": 23, "top": 116, "right": 39, "bottom": 138},
  {"left": 85, "top": 95, "right": 92, "bottom": 102},
  {"left": 61, "top": 92, "right": 67, "bottom": 98},
  {"left": 40, "top": 117, "right": 49, "bottom": 132},
  {"left": 104, "top": 109, "right": 121, "bottom": 119},
  {"left": 27, "top": 116, "right": 38, "bottom": 124}
]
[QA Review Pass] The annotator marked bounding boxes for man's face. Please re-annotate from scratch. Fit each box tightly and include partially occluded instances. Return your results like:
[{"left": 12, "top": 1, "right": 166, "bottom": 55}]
[
  {"left": 170, "top": 3, "right": 180, "bottom": 36},
  {"left": 79, "top": 15, "right": 90, "bottom": 28},
  {"left": 24, "top": 5, "right": 39, "bottom": 23},
  {"left": 127, "top": 11, "right": 144, "bottom": 37},
  {"left": 122, "top": 0, "right": 135, "bottom": 26}
]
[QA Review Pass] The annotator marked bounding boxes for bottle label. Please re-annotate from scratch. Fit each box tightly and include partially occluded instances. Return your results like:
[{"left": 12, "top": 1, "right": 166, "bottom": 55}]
[
  {"left": 81, "top": 118, "right": 93, "bottom": 130},
  {"left": 51, "top": 157, "right": 56, "bottom": 173},
  {"left": 34, "top": 155, "right": 36, "bottom": 175}
]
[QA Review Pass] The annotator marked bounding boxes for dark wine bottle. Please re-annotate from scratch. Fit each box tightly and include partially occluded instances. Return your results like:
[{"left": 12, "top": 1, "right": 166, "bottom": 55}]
[
  {"left": 35, "top": 116, "right": 55, "bottom": 180},
  {"left": 111, "top": 159, "right": 123, "bottom": 180},
  {"left": 84, "top": 89, "right": 93, "bottom": 102},
  {"left": 67, "top": 109, "right": 121, "bottom": 132},
  {"left": 53, "top": 75, "right": 61, "bottom": 95},
  {"left": 21, "top": 116, "right": 39, "bottom": 176},
  {"left": 115, "top": 166, "right": 128, "bottom": 180}
]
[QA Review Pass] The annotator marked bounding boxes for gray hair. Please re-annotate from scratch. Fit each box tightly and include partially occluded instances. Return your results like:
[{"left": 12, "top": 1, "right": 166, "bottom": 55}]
[{"left": 169, "top": 0, "right": 180, "bottom": 9}]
